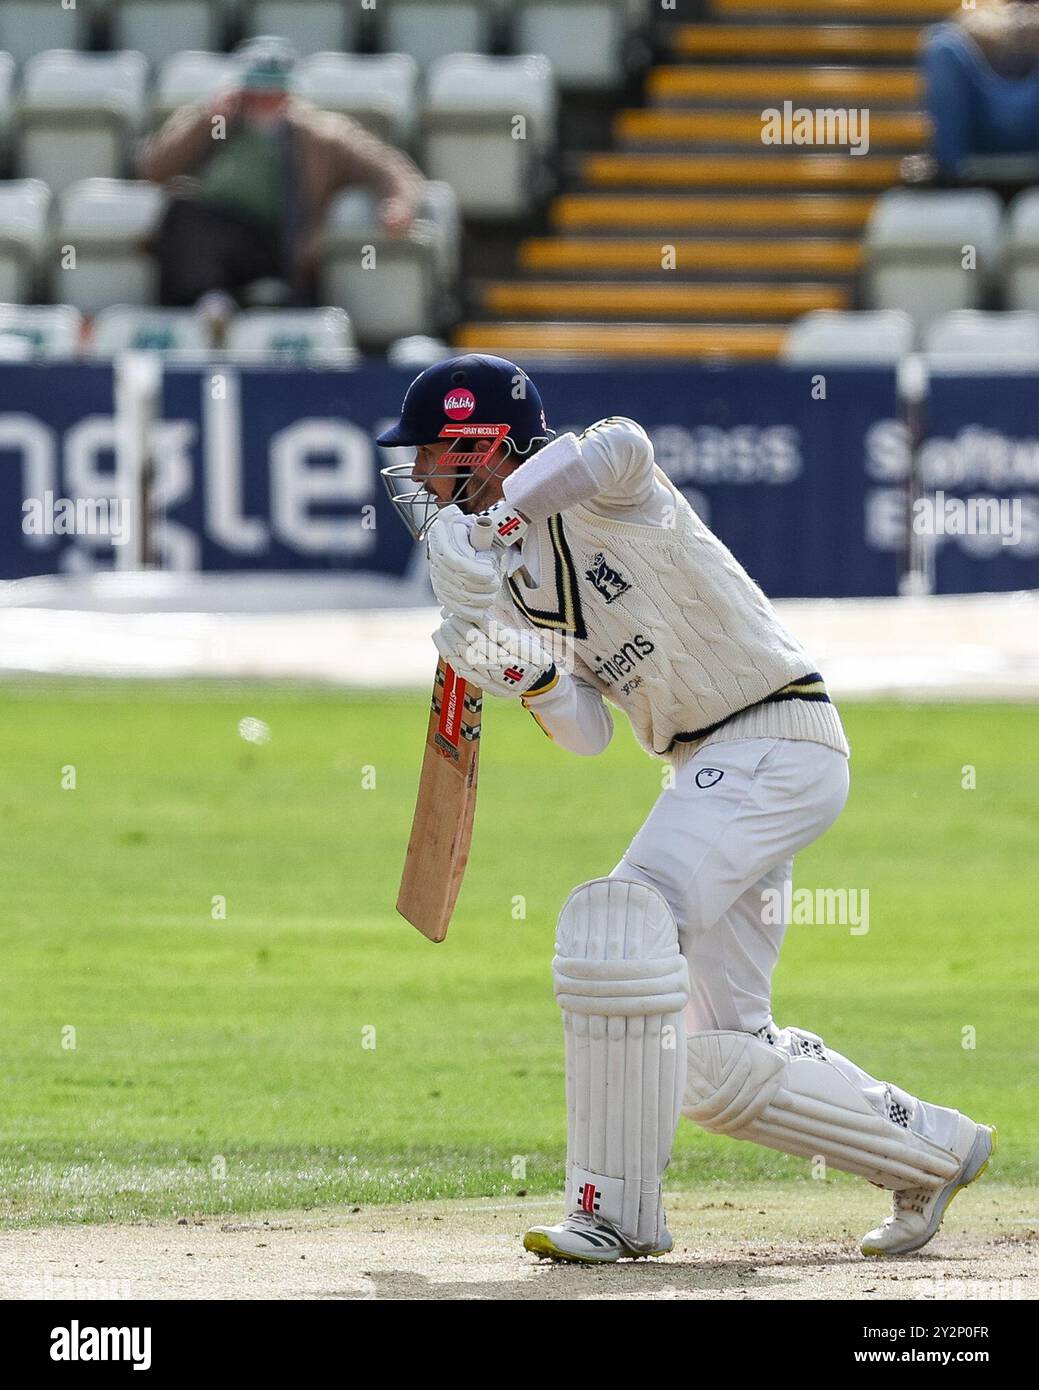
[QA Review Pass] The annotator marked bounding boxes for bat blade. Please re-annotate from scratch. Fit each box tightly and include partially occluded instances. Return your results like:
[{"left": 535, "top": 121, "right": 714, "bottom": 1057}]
[{"left": 397, "top": 657, "right": 484, "bottom": 942}]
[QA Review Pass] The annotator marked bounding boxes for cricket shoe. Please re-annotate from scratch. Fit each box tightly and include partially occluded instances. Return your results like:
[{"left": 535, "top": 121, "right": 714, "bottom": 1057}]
[
  {"left": 861, "top": 1123, "right": 996, "bottom": 1258},
  {"left": 523, "top": 1212, "right": 672, "bottom": 1264}
]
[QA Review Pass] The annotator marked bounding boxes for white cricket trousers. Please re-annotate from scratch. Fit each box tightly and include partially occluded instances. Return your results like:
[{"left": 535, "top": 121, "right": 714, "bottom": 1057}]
[{"left": 610, "top": 736, "right": 963, "bottom": 1155}]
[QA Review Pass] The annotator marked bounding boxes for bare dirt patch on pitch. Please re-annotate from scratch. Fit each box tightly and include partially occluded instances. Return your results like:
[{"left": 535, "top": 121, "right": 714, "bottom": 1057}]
[{"left": 1, "top": 1184, "right": 1035, "bottom": 1301}]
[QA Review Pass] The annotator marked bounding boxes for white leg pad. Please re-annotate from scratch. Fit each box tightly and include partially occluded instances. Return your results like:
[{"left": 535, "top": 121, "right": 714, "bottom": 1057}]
[
  {"left": 554, "top": 877, "right": 688, "bottom": 1250},
  {"left": 683, "top": 1029, "right": 965, "bottom": 1190}
]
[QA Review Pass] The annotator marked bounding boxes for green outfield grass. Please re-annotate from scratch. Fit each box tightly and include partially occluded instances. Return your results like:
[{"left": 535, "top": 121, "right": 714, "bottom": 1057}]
[{"left": 0, "top": 680, "right": 1035, "bottom": 1228}]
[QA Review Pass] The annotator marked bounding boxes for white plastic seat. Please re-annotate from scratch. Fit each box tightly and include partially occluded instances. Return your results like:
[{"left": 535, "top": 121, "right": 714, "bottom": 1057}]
[
  {"left": 319, "top": 183, "right": 460, "bottom": 346},
  {"left": 51, "top": 179, "right": 166, "bottom": 314},
  {"left": 509, "top": 0, "right": 635, "bottom": 92},
  {"left": 89, "top": 305, "right": 210, "bottom": 356},
  {"left": 107, "top": 2, "right": 226, "bottom": 67},
  {"left": 1005, "top": 188, "right": 1039, "bottom": 314},
  {"left": 422, "top": 53, "right": 556, "bottom": 218},
  {"left": 0, "top": 303, "right": 82, "bottom": 358},
  {"left": 922, "top": 310, "right": 1039, "bottom": 371},
  {"left": 0, "top": 52, "right": 12, "bottom": 169},
  {"left": 0, "top": 1, "right": 87, "bottom": 66},
  {"left": 863, "top": 189, "right": 1004, "bottom": 335},
  {"left": 225, "top": 307, "right": 358, "bottom": 363},
  {"left": 387, "top": 334, "right": 453, "bottom": 368},
  {"left": 416, "top": 179, "right": 462, "bottom": 287},
  {"left": 781, "top": 310, "right": 915, "bottom": 365},
  {"left": 17, "top": 50, "right": 149, "bottom": 197},
  {"left": 376, "top": 0, "right": 497, "bottom": 69},
  {"left": 292, "top": 52, "right": 419, "bottom": 147},
  {"left": 153, "top": 51, "right": 238, "bottom": 125},
  {"left": 240, "top": 1, "right": 361, "bottom": 55},
  {"left": 0, "top": 179, "right": 51, "bottom": 303}
]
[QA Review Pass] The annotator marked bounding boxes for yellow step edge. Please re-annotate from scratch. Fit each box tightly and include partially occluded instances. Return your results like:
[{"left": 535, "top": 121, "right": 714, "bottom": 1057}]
[
  {"left": 714, "top": 0, "right": 950, "bottom": 16},
  {"left": 674, "top": 24, "right": 923, "bottom": 57},
  {"left": 649, "top": 66, "right": 921, "bottom": 101},
  {"left": 583, "top": 154, "right": 902, "bottom": 188},
  {"left": 518, "top": 238, "right": 862, "bottom": 273},
  {"left": 616, "top": 109, "right": 928, "bottom": 144},
  {"left": 482, "top": 282, "right": 849, "bottom": 317},
  {"left": 454, "top": 322, "right": 788, "bottom": 360},
  {"left": 550, "top": 194, "right": 877, "bottom": 230}
]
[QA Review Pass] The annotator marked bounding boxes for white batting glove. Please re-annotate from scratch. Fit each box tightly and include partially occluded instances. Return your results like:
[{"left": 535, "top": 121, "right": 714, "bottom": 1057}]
[
  {"left": 433, "top": 614, "right": 558, "bottom": 700},
  {"left": 476, "top": 498, "right": 530, "bottom": 548},
  {"left": 426, "top": 504, "right": 506, "bottom": 622}
]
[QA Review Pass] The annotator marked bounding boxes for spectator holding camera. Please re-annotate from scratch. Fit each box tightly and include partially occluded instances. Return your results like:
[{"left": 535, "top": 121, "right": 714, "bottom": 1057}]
[{"left": 139, "top": 36, "right": 426, "bottom": 306}]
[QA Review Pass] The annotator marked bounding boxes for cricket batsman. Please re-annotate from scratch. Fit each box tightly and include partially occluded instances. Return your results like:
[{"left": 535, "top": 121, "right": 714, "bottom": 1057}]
[{"left": 378, "top": 353, "right": 995, "bottom": 1264}]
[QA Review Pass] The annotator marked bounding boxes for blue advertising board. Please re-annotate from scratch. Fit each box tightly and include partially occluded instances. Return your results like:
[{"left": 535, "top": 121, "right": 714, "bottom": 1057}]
[
  {"left": 1, "top": 358, "right": 1035, "bottom": 597},
  {"left": 923, "top": 373, "right": 1039, "bottom": 595}
]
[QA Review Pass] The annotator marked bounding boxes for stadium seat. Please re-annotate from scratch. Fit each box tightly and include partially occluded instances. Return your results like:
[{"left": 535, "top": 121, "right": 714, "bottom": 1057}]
[
  {"left": 960, "top": 153, "right": 1039, "bottom": 187},
  {"left": 413, "top": 178, "right": 462, "bottom": 287},
  {"left": 509, "top": 0, "right": 636, "bottom": 91},
  {"left": 17, "top": 51, "right": 149, "bottom": 198},
  {"left": 422, "top": 54, "right": 556, "bottom": 219},
  {"left": 224, "top": 307, "right": 359, "bottom": 363},
  {"left": 88, "top": 305, "right": 210, "bottom": 356},
  {"left": 292, "top": 52, "right": 419, "bottom": 147},
  {"left": 921, "top": 309, "right": 1039, "bottom": 370},
  {"left": 375, "top": 0, "right": 497, "bottom": 68},
  {"left": 0, "top": 179, "right": 51, "bottom": 304},
  {"left": 1004, "top": 189, "right": 1039, "bottom": 314},
  {"left": 781, "top": 309, "right": 915, "bottom": 365},
  {"left": 240, "top": 1, "right": 361, "bottom": 55},
  {"left": 153, "top": 51, "right": 238, "bottom": 126},
  {"left": 0, "top": 53, "right": 16, "bottom": 172},
  {"left": 862, "top": 190, "right": 1004, "bottom": 335},
  {"left": 318, "top": 184, "right": 456, "bottom": 347},
  {"left": 107, "top": 2, "right": 226, "bottom": 67},
  {"left": 50, "top": 179, "right": 166, "bottom": 315},
  {"left": 0, "top": 1, "right": 87, "bottom": 67},
  {"left": 387, "top": 334, "right": 453, "bottom": 368},
  {"left": 0, "top": 303, "right": 82, "bottom": 358}
]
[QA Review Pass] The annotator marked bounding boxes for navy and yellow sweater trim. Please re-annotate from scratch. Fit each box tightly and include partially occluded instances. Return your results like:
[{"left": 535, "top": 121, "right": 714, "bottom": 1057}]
[
  {"left": 671, "top": 672, "right": 831, "bottom": 748},
  {"left": 523, "top": 664, "right": 559, "bottom": 698}
]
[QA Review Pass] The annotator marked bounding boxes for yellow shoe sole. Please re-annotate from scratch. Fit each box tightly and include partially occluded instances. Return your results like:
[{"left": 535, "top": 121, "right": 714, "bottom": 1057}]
[{"left": 861, "top": 1125, "right": 997, "bottom": 1258}]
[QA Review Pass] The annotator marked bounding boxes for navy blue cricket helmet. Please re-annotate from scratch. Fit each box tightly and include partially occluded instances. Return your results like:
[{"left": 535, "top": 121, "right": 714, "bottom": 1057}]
[{"left": 378, "top": 354, "right": 552, "bottom": 539}]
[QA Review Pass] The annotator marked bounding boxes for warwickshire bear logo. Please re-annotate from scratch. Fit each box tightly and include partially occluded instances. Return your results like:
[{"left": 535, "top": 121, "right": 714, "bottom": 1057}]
[{"left": 585, "top": 552, "right": 630, "bottom": 604}]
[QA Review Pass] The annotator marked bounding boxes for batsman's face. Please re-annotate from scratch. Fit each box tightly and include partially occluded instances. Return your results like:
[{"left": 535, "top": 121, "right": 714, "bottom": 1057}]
[
  {"left": 411, "top": 442, "right": 458, "bottom": 506},
  {"left": 411, "top": 441, "right": 515, "bottom": 514}
]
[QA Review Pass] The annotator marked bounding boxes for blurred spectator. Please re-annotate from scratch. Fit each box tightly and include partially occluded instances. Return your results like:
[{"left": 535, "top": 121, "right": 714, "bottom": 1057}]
[
  {"left": 922, "top": 2, "right": 1039, "bottom": 180},
  {"left": 138, "top": 36, "right": 426, "bottom": 306}
]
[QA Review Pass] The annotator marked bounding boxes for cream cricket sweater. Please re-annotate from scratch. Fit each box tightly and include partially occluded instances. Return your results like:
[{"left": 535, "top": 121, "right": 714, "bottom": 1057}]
[{"left": 493, "top": 418, "right": 849, "bottom": 767}]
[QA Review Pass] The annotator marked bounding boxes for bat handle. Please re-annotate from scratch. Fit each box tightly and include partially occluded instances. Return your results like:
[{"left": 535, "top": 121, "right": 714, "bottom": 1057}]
[{"left": 470, "top": 515, "right": 495, "bottom": 552}]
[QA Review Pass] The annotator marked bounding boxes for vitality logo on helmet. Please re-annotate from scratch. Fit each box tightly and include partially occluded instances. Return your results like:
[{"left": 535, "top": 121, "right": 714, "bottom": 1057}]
[{"left": 443, "top": 390, "right": 476, "bottom": 420}]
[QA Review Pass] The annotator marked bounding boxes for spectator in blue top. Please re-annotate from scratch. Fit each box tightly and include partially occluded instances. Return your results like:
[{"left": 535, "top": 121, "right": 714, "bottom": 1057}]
[{"left": 922, "top": 1, "right": 1039, "bottom": 180}]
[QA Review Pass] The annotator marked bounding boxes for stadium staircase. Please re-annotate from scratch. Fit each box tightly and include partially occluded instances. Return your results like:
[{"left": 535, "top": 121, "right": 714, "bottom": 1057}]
[{"left": 457, "top": 0, "right": 949, "bottom": 362}]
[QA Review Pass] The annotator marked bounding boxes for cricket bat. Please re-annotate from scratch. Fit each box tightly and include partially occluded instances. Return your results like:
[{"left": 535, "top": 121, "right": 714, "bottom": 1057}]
[{"left": 397, "top": 516, "right": 494, "bottom": 942}]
